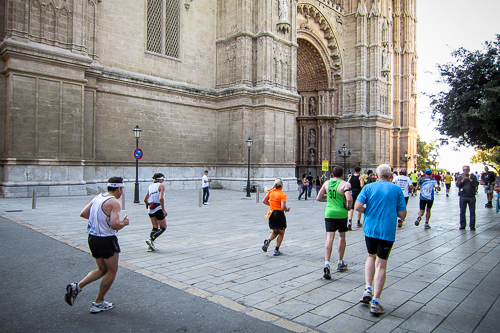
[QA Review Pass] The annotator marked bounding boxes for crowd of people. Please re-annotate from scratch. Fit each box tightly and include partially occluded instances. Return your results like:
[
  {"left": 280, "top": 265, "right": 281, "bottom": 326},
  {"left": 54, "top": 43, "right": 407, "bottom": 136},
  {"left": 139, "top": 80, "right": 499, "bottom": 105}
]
[{"left": 64, "top": 165, "right": 499, "bottom": 317}]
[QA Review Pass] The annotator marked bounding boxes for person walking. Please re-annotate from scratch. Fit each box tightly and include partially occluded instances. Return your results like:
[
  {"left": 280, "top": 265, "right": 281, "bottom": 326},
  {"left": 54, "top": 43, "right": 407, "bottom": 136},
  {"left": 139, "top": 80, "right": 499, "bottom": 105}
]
[
  {"left": 444, "top": 171, "right": 453, "bottom": 197},
  {"left": 457, "top": 165, "right": 479, "bottom": 230},
  {"left": 307, "top": 172, "right": 314, "bottom": 198},
  {"left": 410, "top": 171, "right": 419, "bottom": 197},
  {"left": 202, "top": 170, "right": 211, "bottom": 205},
  {"left": 314, "top": 175, "right": 322, "bottom": 198},
  {"left": 262, "top": 178, "right": 290, "bottom": 256},
  {"left": 415, "top": 169, "right": 440, "bottom": 230},
  {"left": 355, "top": 164, "right": 406, "bottom": 315},
  {"left": 316, "top": 166, "right": 353, "bottom": 280},
  {"left": 481, "top": 166, "right": 497, "bottom": 208},
  {"left": 392, "top": 168, "right": 413, "bottom": 228},
  {"left": 64, "top": 177, "right": 129, "bottom": 313},
  {"left": 347, "top": 166, "right": 364, "bottom": 230},
  {"left": 144, "top": 173, "right": 168, "bottom": 252},
  {"left": 298, "top": 173, "right": 309, "bottom": 200}
]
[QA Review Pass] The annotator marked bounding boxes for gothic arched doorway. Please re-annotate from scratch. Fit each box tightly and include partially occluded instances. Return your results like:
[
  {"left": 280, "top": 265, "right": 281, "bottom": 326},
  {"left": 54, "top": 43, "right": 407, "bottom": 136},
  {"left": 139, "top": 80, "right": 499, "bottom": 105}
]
[{"left": 296, "top": 38, "right": 336, "bottom": 178}]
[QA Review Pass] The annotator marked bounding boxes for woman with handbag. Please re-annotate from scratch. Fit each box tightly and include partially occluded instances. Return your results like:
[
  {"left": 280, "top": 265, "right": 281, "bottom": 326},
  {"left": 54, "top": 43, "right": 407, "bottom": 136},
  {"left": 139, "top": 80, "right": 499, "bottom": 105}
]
[{"left": 298, "top": 173, "right": 309, "bottom": 200}]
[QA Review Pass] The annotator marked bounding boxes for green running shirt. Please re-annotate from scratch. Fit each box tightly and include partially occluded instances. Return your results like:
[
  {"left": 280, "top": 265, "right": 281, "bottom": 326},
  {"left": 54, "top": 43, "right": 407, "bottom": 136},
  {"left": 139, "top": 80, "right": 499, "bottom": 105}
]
[{"left": 325, "top": 179, "right": 348, "bottom": 219}]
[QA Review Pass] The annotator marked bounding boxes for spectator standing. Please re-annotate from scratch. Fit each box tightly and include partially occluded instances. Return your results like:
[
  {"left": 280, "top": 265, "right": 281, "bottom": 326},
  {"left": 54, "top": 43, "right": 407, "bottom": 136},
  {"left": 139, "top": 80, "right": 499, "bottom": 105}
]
[
  {"left": 315, "top": 175, "right": 322, "bottom": 198},
  {"left": 481, "top": 166, "right": 497, "bottom": 208},
  {"left": 355, "top": 164, "right": 406, "bottom": 315},
  {"left": 457, "top": 166, "right": 479, "bottom": 230},
  {"left": 202, "top": 170, "right": 211, "bottom": 205}
]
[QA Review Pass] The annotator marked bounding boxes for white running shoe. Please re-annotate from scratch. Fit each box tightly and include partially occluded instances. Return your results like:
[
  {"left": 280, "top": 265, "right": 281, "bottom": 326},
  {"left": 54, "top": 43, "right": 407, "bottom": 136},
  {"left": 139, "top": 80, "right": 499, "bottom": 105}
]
[
  {"left": 146, "top": 239, "right": 157, "bottom": 251},
  {"left": 90, "top": 300, "right": 114, "bottom": 313}
]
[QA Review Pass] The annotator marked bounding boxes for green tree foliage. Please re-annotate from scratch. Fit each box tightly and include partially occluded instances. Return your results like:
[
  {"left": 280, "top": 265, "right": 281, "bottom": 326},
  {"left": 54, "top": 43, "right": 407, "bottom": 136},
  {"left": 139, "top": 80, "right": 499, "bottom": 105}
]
[
  {"left": 417, "top": 136, "right": 440, "bottom": 172},
  {"left": 429, "top": 35, "right": 500, "bottom": 149},
  {"left": 471, "top": 146, "right": 500, "bottom": 174}
]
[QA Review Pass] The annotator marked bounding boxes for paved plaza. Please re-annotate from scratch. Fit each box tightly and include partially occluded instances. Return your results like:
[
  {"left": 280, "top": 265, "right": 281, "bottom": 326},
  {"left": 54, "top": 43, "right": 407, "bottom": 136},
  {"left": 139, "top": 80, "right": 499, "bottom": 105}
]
[{"left": 1, "top": 183, "right": 499, "bottom": 332}]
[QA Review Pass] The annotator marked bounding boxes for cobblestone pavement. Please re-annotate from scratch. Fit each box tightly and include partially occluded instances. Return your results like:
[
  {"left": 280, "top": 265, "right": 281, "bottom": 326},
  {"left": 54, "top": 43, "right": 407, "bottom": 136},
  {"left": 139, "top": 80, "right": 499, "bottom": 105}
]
[{"left": 1, "top": 183, "right": 499, "bottom": 333}]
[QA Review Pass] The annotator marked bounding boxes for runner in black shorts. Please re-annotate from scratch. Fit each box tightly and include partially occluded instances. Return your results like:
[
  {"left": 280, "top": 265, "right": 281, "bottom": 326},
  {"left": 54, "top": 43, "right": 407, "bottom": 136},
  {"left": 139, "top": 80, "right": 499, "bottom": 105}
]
[
  {"left": 365, "top": 236, "right": 394, "bottom": 260},
  {"left": 347, "top": 166, "right": 365, "bottom": 229}
]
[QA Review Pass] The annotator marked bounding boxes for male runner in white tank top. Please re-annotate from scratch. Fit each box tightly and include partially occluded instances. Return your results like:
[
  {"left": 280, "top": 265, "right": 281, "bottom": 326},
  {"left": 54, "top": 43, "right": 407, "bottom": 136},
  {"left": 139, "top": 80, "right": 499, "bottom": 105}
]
[
  {"left": 64, "top": 177, "right": 129, "bottom": 313},
  {"left": 144, "top": 173, "right": 168, "bottom": 251}
]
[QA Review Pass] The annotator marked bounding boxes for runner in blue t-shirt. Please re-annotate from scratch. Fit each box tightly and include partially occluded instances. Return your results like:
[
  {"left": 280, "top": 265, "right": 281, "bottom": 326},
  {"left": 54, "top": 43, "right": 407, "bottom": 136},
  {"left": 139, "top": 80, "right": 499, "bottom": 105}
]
[
  {"left": 355, "top": 164, "right": 406, "bottom": 315},
  {"left": 415, "top": 169, "right": 441, "bottom": 229}
]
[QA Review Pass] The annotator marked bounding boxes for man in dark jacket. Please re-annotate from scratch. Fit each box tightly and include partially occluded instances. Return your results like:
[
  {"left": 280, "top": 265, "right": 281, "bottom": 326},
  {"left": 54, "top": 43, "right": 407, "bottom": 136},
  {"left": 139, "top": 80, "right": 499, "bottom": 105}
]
[
  {"left": 481, "top": 166, "right": 497, "bottom": 208},
  {"left": 456, "top": 165, "right": 479, "bottom": 230}
]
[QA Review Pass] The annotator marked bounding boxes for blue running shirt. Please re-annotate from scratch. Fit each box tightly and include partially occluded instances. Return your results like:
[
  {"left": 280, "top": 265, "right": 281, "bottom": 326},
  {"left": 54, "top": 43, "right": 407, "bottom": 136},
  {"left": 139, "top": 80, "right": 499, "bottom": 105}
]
[
  {"left": 356, "top": 180, "right": 406, "bottom": 242},
  {"left": 418, "top": 176, "right": 438, "bottom": 201}
]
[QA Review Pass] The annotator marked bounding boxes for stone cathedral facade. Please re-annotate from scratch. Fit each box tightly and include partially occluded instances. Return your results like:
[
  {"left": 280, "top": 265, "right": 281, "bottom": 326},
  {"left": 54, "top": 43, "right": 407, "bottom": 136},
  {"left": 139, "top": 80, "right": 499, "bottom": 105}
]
[{"left": 0, "top": 0, "right": 417, "bottom": 198}]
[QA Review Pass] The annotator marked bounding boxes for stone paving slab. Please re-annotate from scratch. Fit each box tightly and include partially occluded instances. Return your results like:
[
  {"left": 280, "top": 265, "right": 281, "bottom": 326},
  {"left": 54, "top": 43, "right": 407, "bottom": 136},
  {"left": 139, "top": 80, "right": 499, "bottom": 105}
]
[{"left": 1, "top": 184, "right": 500, "bottom": 332}]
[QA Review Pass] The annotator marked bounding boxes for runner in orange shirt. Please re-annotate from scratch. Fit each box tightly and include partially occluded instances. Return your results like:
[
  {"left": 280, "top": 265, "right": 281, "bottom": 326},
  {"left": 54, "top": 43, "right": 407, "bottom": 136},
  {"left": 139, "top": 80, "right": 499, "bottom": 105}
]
[{"left": 262, "top": 178, "right": 291, "bottom": 256}]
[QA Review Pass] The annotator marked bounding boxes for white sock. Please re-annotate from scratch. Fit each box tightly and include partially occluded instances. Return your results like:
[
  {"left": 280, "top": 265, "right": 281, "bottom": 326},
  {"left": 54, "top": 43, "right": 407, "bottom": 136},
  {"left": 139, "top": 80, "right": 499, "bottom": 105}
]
[
  {"left": 365, "top": 285, "right": 372, "bottom": 290},
  {"left": 373, "top": 297, "right": 380, "bottom": 303},
  {"left": 325, "top": 261, "right": 330, "bottom": 267}
]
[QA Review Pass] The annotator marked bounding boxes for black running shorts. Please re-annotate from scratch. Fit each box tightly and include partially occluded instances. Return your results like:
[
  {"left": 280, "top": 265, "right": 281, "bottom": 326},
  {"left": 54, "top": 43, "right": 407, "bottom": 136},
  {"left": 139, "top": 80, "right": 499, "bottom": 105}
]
[
  {"left": 269, "top": 210, "right": 287, "bottom": 230},
  {"left": 149, "top": 209, "right": 165, "bottom": 220},
  {"left": 325, "top": 218, "right": 349, "bottom": 233},
  {"left": 445, "top": 184, "right": 451, "bottom": 190},
  {"left": 88, "top": 235, "right": 121, "bottom": 259},
  {"left": 419, "top": 199, "right": 434, "bottom": 210},
  {"left": 365, "top": 236, "right": 394, "bottom": 260}
]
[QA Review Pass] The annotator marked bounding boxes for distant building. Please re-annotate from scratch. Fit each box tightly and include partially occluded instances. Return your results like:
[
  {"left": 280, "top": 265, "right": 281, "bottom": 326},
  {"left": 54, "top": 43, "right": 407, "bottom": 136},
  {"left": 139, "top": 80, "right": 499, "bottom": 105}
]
[{"left": 0, "top": 0, "right": 417, "bottom": 197}]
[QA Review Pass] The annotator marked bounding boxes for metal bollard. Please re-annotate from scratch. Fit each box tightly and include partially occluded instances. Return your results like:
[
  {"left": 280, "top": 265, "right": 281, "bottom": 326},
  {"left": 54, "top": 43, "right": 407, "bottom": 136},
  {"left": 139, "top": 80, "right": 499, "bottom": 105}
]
[
  {"left": 32, "top": 188, "right": 36, "bottom": 209},
  {"left": 199, "top": 188, "right": 202, "bottom": 207},
  {"left": 122, "top": 191, "right": 126, "bottom": 210},
  {"left": 256, "top": 186, "right": 259, "bottom": 203}
]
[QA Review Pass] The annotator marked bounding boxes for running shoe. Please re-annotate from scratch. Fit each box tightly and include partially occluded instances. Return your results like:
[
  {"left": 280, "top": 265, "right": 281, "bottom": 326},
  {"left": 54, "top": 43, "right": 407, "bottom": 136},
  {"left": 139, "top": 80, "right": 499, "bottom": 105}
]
[
  {"left": 323, "top": 266, "right": 331, "bottom": 280},
  {"left": 347, "top": 223, "right": 352, "bottom": 231},
  {"left": 337, "top": 261, "right": 348, "bottom": 271},
  {"left": 397, "top": 218, "right": 403, "bottom": 228},
  {"left": 370, "top": 300, "right": 385, "bottom": 315},
  {"left": 90, "top": 300, "right": 115, "bottom": 314},
  {"left": 273, "top": 250, "right": 283, "bottom": 256},
  {"left": 424, "top": 223, "right": 431, "bottom": 229},
  {"left": 356, "top": 222, "right": 362, "bottom": 228},
  {"left": 262, "top": 239, "right": 270, "bottom": 252},
  {"left": 65, "top": 283, "right": 80, "bottom": 306},
  {"left": 360, "top": 288, "right": 372, "bottom": 304},
  {"left": 146, "top": 239, "right": 157, "bottom": 251},
  {"left": 415, "top": 216, "right": 422, "bottom": 226}
]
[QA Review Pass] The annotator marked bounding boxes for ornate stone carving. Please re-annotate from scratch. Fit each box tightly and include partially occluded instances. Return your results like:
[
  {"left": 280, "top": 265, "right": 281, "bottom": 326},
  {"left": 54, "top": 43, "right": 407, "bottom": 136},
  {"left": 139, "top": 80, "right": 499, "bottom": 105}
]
[
  {"left": 382, "top": 48, "right": 390, "bottom": 76},
  {"left": 308, "top": 129, "right": 316, "bottom": 146},
  {"left": 356, "top": 1, "right": 367, "bottom": 17},
  {"left": 277, "top": 0, "right": 290, "bottom": 33},
  {"left": 308, "top": 97, "right": 317, "bottom": 116}
]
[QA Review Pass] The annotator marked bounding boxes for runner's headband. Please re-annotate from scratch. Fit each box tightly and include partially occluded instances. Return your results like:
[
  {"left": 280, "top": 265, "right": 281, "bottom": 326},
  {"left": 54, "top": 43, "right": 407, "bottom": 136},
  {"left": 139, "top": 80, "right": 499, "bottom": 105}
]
[
  {"left": 107, "top": 183, "right": 125, "bottom": 188},
  {"left": 155, "top": 177, "right": 164, "bottom": 180}
]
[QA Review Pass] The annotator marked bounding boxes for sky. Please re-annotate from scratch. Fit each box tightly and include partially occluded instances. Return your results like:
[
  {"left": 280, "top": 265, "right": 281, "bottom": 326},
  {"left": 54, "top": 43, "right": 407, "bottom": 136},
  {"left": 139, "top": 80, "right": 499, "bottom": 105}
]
[{"left": 416, "top": 0, "right": 500, "bottom": 173}]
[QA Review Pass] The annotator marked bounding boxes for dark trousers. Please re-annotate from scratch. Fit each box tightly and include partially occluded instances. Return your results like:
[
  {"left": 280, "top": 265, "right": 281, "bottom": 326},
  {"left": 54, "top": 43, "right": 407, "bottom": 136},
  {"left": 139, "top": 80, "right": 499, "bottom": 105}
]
[
  {"left": 298, "top": 186, "right": 307, "bottom": 200},
  {"left": 307, "top": 184, "right": 313, "bottom": 197},
  {"left": 459, "top": 196, "right": 476, "bottom": 228},
  {"left": 203, "top": 187, "right": 210, "bottom": 203}
]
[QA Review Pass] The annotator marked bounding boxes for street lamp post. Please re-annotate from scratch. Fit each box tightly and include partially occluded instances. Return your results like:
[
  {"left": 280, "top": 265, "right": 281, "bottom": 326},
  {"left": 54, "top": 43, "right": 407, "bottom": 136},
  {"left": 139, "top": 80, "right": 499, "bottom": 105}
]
[
  {"left": 337, "top": 144, "right": 351, "bottom": 180},
  {"left": 246, "top": 138, "right": 253, "bottom": 197},
  {"left": 399, "top": 151, "right": 410, "bottom": 171},
  {"left": 133, "top": 125, "right": 142, "bottom": 203}
]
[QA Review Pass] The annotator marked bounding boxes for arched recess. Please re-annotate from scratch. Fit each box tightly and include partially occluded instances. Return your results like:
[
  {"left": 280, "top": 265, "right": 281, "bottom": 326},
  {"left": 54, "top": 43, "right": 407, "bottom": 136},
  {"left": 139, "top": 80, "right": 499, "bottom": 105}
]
[{"left": 295, "top": 3, "right": 343, "bottom": 178}]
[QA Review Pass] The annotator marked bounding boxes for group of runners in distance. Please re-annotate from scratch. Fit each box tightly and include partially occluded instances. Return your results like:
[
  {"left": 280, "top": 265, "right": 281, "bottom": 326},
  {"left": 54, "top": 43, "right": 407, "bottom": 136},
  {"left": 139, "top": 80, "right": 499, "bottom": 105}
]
[{"left": 64, "top": 165, "right": 498, "bottom": 316}]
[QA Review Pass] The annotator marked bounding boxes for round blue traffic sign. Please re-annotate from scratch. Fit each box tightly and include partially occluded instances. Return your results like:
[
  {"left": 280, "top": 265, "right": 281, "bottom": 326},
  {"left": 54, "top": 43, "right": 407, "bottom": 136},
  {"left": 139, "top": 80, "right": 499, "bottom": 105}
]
[{"left": 134, "top": 148, "right": 143, "bottom": 159}]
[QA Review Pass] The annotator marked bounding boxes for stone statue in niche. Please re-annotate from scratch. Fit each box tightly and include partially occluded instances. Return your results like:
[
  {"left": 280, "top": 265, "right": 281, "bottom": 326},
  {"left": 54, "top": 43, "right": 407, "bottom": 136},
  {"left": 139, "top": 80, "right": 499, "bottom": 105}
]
[
  {"left": 308, "top": 129, "right": 316, "bottom": 146},
  {"left": 382, "top": 48, "right": 390, "bottom": 71},
  {"left": 309, "top": 149, "right": 316, "bottom": 164},
  {"left": 277, "top": 0, "right": 290, "bottom": 32},
  {"left": 308, "top": 97, "right": 317, "bottom": 116}
]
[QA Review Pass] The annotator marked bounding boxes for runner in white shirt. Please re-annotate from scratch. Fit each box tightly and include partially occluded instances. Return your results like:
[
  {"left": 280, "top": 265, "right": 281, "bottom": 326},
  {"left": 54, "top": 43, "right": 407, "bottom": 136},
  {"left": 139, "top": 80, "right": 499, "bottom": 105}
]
[{"left": 392, "top": 168, "right": 413, "bottom": 228}]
